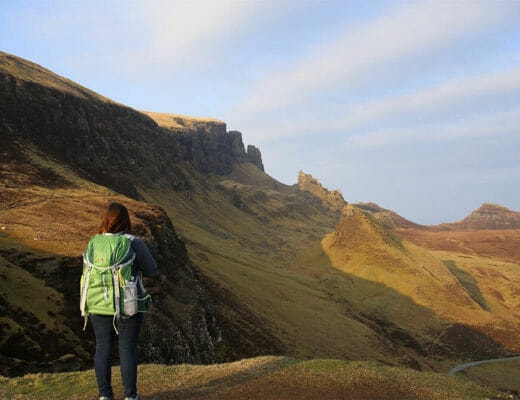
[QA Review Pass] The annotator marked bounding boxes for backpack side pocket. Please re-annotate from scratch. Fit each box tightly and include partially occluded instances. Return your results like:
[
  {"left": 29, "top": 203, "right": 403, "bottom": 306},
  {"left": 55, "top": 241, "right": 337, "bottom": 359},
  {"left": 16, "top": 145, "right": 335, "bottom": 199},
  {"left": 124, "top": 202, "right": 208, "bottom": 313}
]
[{"left": 122, "top": 280, "right": 138, "bottom": 316}]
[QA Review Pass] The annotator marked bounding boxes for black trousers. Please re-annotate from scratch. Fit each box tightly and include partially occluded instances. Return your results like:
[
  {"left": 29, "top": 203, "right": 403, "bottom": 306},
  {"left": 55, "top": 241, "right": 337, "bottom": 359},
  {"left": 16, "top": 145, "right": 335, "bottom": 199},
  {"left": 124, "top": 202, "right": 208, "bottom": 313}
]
[{"left": 90, "top": 313, "right": 143, "bottom": 399}]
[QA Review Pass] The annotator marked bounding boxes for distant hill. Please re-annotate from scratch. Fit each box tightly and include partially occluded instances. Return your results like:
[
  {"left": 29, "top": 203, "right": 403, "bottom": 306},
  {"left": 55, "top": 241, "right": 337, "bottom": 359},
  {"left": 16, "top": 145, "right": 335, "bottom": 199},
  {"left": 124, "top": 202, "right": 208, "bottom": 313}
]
[
  {"left": 394, "top": 203, "right": 520, "bottom": 263},
  {"left": 1, "top": 50, "right": 519, "bottom": 381},
  {"left": 441, "top": 203, "right": 520, "bottom": 230}
]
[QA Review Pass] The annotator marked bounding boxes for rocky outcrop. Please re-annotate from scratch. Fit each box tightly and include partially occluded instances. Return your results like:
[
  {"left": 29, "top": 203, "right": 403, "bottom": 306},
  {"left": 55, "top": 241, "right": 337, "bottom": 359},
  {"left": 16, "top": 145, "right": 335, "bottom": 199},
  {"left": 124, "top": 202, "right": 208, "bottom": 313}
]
[
  {"left": 0, "top": 188, "right": 285, "bottom": 376},
  {"left": 246, "top": 144, "right": 264, "bottom": 171},
  {"left": 297, "top": 171, "right": 345, "bottom": 212}
]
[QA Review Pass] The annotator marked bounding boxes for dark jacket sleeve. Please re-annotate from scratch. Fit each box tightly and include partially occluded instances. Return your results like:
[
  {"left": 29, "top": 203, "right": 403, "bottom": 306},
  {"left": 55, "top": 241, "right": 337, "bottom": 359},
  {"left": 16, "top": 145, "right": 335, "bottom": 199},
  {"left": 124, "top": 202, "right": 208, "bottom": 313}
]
[{"left": 131, "top": 237, "right": 158, "bottom": 277}]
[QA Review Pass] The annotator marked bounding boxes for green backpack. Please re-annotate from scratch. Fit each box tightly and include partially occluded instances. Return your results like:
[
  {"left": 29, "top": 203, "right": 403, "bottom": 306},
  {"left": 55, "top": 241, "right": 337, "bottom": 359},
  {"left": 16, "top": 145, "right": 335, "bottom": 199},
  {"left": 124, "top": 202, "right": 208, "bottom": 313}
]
[{"left": 80, "top": 233, "right": 150, "bottom": 332}]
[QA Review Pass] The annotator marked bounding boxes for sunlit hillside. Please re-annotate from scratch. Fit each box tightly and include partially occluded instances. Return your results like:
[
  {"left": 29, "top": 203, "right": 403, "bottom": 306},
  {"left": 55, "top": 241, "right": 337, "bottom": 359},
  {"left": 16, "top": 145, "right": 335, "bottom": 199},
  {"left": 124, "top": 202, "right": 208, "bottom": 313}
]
[{"left": 322, "top": 205, "right": 520, "bottom": 355}]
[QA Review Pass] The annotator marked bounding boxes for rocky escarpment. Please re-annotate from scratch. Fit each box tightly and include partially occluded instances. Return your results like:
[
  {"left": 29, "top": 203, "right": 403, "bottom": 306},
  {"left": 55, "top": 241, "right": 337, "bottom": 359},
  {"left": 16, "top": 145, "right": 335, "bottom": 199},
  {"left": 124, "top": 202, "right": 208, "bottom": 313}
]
[
  {"left": 297, "top": 171, "right": 345, "bottom": 212},
  {"left": 0, "top": 51, "right": 263, "bottom": 198},
  {"left": 127, "top": 202, "right": 284, "bottom": 367}
]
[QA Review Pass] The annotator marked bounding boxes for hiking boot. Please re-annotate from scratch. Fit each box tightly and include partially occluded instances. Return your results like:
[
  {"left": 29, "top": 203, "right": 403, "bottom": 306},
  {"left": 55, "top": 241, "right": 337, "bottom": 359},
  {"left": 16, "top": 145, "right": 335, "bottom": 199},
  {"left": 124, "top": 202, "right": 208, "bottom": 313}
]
[{"left": 124, "top": 394, "right": 140, "bottom": 400}]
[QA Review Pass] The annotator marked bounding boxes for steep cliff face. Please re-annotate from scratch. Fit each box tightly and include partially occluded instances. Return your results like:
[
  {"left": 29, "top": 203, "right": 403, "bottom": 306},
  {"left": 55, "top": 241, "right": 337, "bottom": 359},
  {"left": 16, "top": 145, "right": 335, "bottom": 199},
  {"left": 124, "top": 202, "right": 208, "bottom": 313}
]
[{"left": 0, "top": 51, "right": 263, "bottom": 198}]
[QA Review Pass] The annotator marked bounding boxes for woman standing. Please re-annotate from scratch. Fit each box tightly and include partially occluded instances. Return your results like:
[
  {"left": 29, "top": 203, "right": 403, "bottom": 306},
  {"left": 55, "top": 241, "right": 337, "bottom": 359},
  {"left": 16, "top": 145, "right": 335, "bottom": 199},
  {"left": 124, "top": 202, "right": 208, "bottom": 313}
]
[{"left": 83, "top": 202, "right": 157, "bottom": 400}]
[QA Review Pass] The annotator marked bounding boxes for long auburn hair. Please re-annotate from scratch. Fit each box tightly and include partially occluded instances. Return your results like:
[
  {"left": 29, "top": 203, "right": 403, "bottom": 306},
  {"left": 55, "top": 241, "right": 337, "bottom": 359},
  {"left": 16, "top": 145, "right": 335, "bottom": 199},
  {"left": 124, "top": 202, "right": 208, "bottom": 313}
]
[{"left": 97, "top": 202, "right": 132, "bottom": 234}]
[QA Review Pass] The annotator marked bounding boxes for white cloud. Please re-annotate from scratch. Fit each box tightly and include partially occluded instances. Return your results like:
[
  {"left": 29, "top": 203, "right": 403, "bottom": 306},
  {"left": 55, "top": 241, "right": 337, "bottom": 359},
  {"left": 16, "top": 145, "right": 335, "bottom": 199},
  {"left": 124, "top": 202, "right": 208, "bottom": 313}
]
[
  {"left": 334, "top": 66, "right": 520, "bottom": 146},
  {"left": 235, "top": 64, "right": 520, "bottom": 147},
  {"left": 19, "top": 0, "right": 289, "bottom": 83},
  {"left": 132, "top": 1, "right": 258, "bottom": 69},
  {"left": 90, "top": 0, "right": 292, "bottom": 80},
  {"left": 343, "top": 107, "right": 520, "bottom": 149},
  {"left": 230, "top": 1, "right": 520, "bottom": 121}
]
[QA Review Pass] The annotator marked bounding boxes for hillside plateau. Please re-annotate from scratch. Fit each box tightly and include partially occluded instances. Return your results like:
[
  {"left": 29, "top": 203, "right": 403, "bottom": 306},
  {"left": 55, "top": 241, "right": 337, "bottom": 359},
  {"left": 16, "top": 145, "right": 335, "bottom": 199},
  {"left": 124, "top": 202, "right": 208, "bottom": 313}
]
[{"left": 1, "top": 51, "right": 519, "bottom": 394}]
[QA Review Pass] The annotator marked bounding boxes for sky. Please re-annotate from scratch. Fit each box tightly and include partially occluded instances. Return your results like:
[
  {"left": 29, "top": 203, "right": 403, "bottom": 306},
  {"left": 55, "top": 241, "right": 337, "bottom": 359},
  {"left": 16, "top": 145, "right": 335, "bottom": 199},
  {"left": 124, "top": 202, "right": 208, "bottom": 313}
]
[{"left": 2, "top": 0, "right": 520, "bottom": 224}]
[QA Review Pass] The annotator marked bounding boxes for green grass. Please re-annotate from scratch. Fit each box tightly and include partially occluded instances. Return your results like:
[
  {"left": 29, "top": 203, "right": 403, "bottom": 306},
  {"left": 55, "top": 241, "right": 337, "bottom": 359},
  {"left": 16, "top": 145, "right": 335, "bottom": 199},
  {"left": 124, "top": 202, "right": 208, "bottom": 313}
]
[
  {"left": 0, "top": 252, "right": 89, "bottom": 364},
  {"left": 0, "top": 357, "right": 503, "bottom": 400},
  {"left": 0, "top": 256, "right": 60, "bottom": 328},
  {"left": 453, "top": 358, "right": 520, "bottom": 394},
  {"left": 443, "top": 259, "right": 489, "bottom": 311}
]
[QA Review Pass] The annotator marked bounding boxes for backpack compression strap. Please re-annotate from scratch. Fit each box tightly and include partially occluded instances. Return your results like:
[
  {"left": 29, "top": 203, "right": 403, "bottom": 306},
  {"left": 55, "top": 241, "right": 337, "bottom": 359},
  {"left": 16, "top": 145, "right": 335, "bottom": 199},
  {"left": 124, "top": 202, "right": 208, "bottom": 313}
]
[
  {"left": 110, "top": 254, "right": 135, "bottom": 334},
  {"left": 80, "top": 260, "right": 92, "bottom": 319}
]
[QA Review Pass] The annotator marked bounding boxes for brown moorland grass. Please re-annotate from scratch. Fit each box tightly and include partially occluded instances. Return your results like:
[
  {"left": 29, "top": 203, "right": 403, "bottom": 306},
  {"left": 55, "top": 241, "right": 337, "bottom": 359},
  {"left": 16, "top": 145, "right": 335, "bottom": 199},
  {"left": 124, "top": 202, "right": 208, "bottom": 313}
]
[
  {"left": 394, "top": 228, "right": 520, "bottom": 264},
  {"left": 0, "top": 356, "right": 506, "bottom": 400}
]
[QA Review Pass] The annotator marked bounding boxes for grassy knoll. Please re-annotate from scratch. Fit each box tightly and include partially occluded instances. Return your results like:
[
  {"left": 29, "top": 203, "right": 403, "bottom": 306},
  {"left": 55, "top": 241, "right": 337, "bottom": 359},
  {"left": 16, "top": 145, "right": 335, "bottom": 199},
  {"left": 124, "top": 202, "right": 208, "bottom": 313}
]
[{"left": 0, "top": 356, "right": 507, "bottom": 400}]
